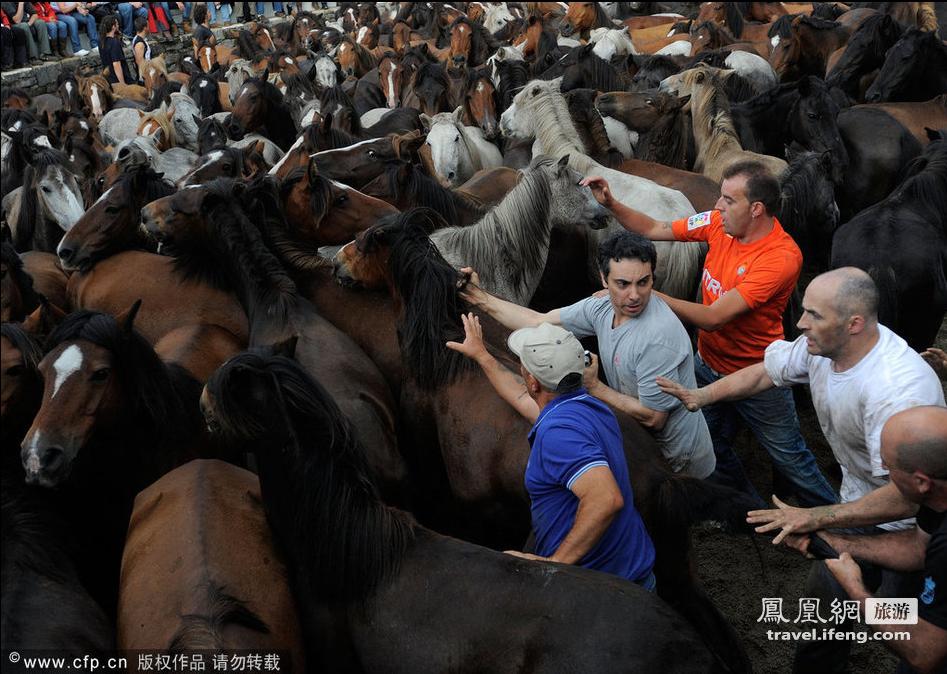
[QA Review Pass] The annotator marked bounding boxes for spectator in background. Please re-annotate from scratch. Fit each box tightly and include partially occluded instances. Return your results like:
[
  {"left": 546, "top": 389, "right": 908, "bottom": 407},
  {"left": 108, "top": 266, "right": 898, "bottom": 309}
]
[
  {"left": 206, "top": 1, "right": 232, "bottom": 26},
  {"left": 51, "top": 2, "right": 98, "bottom": 56},
  {"left": 99, "top": 11, "right": 131, "bottom": 84},
  {"left": 3, "top": 2, "right": 57, "bottom": 62},
  {"left": 190, "top": 1, "right": 212, "bottom": 56},
  {"left": 32, "top": 2, "right": 68, "bottom": 56},
  {"left": 114, "top": 1, "right": 145, "bottom": 42},
  {"left": 130, "top": 13, "right": 148, "bottom": 82},
  {"left": 1, "top": 6, "right": 29, "bottom": 68}
]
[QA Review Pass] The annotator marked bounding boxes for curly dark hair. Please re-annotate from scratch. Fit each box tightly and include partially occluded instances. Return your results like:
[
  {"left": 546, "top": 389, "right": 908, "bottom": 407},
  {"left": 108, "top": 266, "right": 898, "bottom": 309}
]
[{"left": 596, "top": 230, "right": 657, "bottom": 279}]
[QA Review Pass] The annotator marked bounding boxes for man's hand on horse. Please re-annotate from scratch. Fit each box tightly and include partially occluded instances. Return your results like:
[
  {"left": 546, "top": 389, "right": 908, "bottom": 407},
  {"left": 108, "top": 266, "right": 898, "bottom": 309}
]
[
  {"left": 446, "top": 312, "right": 488, "bottom": 362},
  {"left": 921, "top": 347, "right": 947, "bottom": 381},
  {"left": 458, "top": 267, "right": 486, "bottom": 304},
  {"left": 746, "top": 495, "right": 822, "bottom": 544},
  {"left": 656, "top": 376, "right": 708, "bottom": 412},
  {"left": 580, "top": 176, "right": 614, "bottom": 209}
]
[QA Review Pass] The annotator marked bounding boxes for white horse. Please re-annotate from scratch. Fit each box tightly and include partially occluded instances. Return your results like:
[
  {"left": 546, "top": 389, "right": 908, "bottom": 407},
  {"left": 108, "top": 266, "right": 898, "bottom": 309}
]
[
  {"left": 226, "top": 60, "right": 256, "bottom": 106},
  {"left": 421, "top": 108, "right": 503, "bottom": 187},
  {"left": 483, "top": 2, "right": 517, "bottom": 34},
  {"left": 168, "top": 92, "right": 201, "bottom": 151},
  {"left": 655, "top": 40, "right": 692, "bottom": 57},
  {"left": 500, "top": 78, "right": 705, "bottom": 301},
  {"left": 431, "top": 155, "right": 611, "bottom": 306},
  {"left": 590, "top": 26, "right": 638, "bottom": 60},
  {"left": 98, "top": 108, "right": 143, "bottom": 147},
  {"left": 229, "top": 133, "right": 284, "bottom": 166}
]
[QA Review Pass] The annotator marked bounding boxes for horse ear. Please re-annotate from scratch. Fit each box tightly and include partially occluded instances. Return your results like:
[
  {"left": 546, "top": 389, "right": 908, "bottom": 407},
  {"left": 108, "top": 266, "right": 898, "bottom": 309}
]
[
  {"left": 117, "top": 299, "right": 143, "bottom": 336},
  {"left": 269, "top": 335, "right": 299, "bottom": 360},
  {"left": 22, "top": 297, "right": 67, "bottom": 336},
  {"left": 307, "top": 156, "right": 320, "bottom": 185},
  {"left": 137, "top": 109, "right": 146, "bottom": 118},
  {"left": 925, "top": 127, "right": 942, "bottom": 142},
  {"left": 557, "top": 154, "right": 570, "bottom": 173},
  {"left": 451, "top": 106, "right": 463, "bottom": 122},
  {"left": 420, "top": 113, "right": 432, "bottom": 130},
  {"left": 193, "top": 113, "right": 202, "bottom": 127},
  {"left": 167, "top": 104, "right": 176, "bottom": 120}
]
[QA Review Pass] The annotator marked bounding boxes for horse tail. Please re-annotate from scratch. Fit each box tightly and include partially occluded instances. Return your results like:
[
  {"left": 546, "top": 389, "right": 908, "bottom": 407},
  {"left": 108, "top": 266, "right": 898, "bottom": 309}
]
[
  {"left": 646, "top": 474, "right": 756, "bottom": 674},
  {"left": 867, "top": 264, "right": 898, "bottom": 330}
]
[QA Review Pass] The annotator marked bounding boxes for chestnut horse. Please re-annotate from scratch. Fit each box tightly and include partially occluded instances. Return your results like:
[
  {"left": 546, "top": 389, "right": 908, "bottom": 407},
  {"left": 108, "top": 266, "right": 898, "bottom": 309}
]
[{"left": 118, "top": 460, "right": 305, "bottom": 666}]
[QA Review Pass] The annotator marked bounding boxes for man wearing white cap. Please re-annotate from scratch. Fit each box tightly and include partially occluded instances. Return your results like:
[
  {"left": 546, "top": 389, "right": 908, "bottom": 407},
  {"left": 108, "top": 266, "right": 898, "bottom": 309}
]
[{"left": 448, "top": 318, "right": 656, "bottom": 589}]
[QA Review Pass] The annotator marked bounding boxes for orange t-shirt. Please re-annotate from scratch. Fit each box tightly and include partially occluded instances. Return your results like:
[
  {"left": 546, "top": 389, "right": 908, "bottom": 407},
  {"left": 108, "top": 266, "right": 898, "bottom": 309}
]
[{"left": 671, "top": 210, "right": 802, "bottom": 375}]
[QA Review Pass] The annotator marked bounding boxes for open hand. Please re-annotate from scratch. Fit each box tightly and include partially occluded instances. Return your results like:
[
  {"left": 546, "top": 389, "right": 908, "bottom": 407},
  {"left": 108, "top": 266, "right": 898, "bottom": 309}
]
[
  {"left": 746, "top": 495, "right": 821, "bottom": 544},
  {"left": 656, "top": 376, "right": 707, "bottom": 412},
  {"left": 921, "top": 347, "right": 947, "bottom": 380},
  {"left": 446, "top": 312, "right": 488, "bottom": 362}
]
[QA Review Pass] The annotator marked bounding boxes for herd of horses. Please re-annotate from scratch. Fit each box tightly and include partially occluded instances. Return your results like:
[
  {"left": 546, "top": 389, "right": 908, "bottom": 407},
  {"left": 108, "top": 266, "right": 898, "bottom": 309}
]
[{"left": 1, "top": 1, "right": 945, "bottom": 672}]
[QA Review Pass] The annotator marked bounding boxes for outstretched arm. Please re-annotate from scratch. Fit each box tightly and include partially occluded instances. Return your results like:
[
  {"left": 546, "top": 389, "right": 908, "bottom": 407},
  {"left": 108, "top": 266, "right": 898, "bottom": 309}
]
[
  {"left": 656, "top": 361, "right": 776, "bottom": 412},
  {"left": 446, "top": 312, "right": 539, "bottom": 422},
  {"left": 460, "top": 268, "right": 560, "bottom": 332},
  {"left": 747, "top": 484, "right": 918, "bottom": 544},
  {"left": 580, "top": 176, "right": 677, "bottom": 241}
]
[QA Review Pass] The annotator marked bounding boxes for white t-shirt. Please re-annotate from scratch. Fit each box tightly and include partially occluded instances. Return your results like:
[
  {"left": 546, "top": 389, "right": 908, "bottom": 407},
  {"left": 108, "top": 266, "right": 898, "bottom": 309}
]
[{"left": 764, "top": 326, "right": 945, "bottom": 531}]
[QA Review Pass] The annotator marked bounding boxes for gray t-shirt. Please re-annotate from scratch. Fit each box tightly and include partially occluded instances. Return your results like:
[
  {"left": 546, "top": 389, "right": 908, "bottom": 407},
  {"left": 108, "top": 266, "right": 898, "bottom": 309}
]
[{"left": 561, "top": 294, "right": 715, "bottom": 478}]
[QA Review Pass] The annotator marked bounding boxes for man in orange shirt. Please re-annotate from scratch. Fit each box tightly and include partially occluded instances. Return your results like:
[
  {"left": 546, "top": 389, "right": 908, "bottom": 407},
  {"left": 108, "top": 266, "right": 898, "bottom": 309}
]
[{"left": 583, "top": 161, "right": 837, "bottom": 508}]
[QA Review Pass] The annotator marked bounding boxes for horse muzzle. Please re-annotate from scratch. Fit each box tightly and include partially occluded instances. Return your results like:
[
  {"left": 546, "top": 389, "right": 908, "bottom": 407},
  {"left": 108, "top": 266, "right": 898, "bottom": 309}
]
[
  {"left": 21, "top": 440, "right": 72, "bottom": 488},
  {"left": 560, "top": 21, "right": 575, "bottom": 37},
  {"left": 332, "top": 260, "right": 359, "bottom": 288}
]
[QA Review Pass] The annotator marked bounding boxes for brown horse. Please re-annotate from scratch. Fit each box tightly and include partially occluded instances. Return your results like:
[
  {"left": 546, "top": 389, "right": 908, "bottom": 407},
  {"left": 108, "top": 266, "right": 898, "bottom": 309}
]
[
  {"left": 78, "top": 74, "right": 113, "bottom": 120},
  {"left": 1, "top": 243, "right": 42, "bottom": 323},
  {"left": 770, "top": 15, "right": 854, "bottom": 80},
  {"left": 458, "top": 68, "right": 500, "bottom": 140},
  {"left": 21, "top": 305, "right": 207, "bottom": 615},
  {"left": 596, "top": 90, "right": 692, "bottom": 170},
  {"left": 140, "top": 55, "right": 169, "bottom": 95},
  {"left": 855, "top": 95, "right": 947, "bottom": 147},
  {"left": 695, "top": 1, "right": 777, "bottom": 43},
  {"left": 1, "top": 322, "right": 44, "bottom": 458},
  {"left": 447, "top": 16, "right": 497, "bottom": 67},
  {"left": 118, "top": 459, "right": 306, "bottom": 666},
  {"left": 139, "top": 178, "right": 408, "bottom": 506},
  {"left": 20, "top": 251, "right": 69, "bottom": 313},
  {"left": 279, "top": 158, "right": 399, "bottom": 246},
  {"left": 561, "top": 1, "right": 613, "bottom": 39}
]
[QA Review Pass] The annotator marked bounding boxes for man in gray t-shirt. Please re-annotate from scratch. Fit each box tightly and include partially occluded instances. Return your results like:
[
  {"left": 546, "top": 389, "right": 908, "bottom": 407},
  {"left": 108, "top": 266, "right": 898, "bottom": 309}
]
[
  {"left": 561, "top": 292, "right": 715, "bottom": 478},
  {"left": 460, "top": 229, "right": 715, "bottom": 479}
]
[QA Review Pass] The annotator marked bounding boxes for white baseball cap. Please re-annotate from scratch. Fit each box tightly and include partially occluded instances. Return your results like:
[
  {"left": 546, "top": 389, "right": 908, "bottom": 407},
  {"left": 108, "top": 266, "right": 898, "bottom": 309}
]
[{"left": 507, "top": 323, "right": 585, "bottom": 391}]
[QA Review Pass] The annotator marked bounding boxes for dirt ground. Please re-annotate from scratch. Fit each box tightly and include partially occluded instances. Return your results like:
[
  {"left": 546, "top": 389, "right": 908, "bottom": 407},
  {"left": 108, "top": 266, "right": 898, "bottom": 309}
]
[{"left": 693, "top": 316, "right": 947, "bottom": 674}]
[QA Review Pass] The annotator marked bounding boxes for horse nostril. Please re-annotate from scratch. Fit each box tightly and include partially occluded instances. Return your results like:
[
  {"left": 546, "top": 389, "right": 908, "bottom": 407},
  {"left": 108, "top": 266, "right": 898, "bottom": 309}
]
[
  {"left": 448, "top": 171, "right": 455, "bottom": 180},
  {"left": 118, "top": 147, "right": 130, "bottom": 160},
  {"left": 41, "top": 446, "right": 64, "bottom": 471},
  {"left": 58, "top": 246, "right": 73, "bottom": 262}
]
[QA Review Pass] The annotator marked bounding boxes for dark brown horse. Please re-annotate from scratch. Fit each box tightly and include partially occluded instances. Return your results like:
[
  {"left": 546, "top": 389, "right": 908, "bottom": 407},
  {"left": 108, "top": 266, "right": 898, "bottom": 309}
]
[
  {"left": 118, "top": 459, "right": 305, "bottom": 665},
  {"left": 140, "top": 178, "right": 408, "bottom": 506},
  {"left": 229, "top": 76, "right": 297, "bottom": 151},
  {"left": 201, "top": 347, "right": 722, "bottom": 673},
  {"left": 1, "top": 242, "right": 41, "bottom": 323}
]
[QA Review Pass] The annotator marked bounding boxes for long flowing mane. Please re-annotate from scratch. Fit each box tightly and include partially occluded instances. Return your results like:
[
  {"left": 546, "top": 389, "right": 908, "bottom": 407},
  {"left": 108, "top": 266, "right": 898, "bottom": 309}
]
[
  {"left": 564, "top": 88, "right": 622, "bottom": 167},
  {"left": 432, "top": 156, "right": 555, "bottom": 302},
  {"left": 825, "top": 14, "right": 902, "bottom": 91},
  {"left": 495, "top": 59, "right": 528, "bottom": 111},
  {"left": 688, "top": 76, "right": 742, "bottom": 170},
  {"left": 723, "top": 2, "right": 745, "bottom": 38},
  {"left": 778, "top": 150, "right": 832, "bottom": 247},
  {"left": 521, "top": 80, "right": 592, "bottom": 172},
  {"left": 890, "top": 138, "right": 947, "bottom": 218},
  {"left": 207, "top": 352, "right": 414, "bottom": 603}
]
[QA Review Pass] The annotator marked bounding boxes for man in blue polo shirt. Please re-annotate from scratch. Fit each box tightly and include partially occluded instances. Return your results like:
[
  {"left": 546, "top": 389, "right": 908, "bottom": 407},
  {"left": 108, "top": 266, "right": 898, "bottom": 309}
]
[{"left": 447, "top": 318, "right": 656, "bottom": 588}]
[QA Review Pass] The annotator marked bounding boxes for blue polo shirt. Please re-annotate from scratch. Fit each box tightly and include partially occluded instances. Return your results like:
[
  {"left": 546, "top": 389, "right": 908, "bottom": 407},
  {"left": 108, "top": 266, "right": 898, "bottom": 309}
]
[{"left": 526, "top": 389, "right": 655, "bottom": 582}]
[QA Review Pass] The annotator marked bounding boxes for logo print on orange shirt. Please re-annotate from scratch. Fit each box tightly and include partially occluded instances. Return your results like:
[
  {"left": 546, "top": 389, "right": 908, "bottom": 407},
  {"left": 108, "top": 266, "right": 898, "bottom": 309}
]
[{"left": 702, "top": 268, "right": 723, "bottom": 299}]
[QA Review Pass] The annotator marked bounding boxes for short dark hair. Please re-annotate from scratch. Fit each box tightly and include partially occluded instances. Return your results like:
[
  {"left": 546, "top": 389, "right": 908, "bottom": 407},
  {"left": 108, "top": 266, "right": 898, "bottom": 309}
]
[
  {"left": 193, "top": 4, "right": 208, "bottom": 25},
  {"left": 134, "top": 16, "right": 148, "bottom": 34},
  {"left": 833, "top": 268, "right": 879, "bottom": 321},
  {"left": 722, "top": 161, "right": 780, "bottom": 216},
  {"left": 596, "top": 230, "right": 657, "bottom": 279}
]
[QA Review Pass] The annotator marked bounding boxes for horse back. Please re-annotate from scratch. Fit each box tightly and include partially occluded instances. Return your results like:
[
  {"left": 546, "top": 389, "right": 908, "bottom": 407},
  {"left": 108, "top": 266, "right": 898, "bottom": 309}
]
[{"left": 117, "top": 460, "right": 305, "bottom": 668}]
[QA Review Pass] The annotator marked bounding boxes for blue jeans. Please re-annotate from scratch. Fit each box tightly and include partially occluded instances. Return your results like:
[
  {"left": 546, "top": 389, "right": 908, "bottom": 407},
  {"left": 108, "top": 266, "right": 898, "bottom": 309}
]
[
  {"left": 207, "top": 2, "right": 232, "bottom": 23},
  {"left": 694, "top": 354, "right": 838, "bottom": 508},
  {"left": 271, "top": 2, "right": 284, "bottom": 11},
  {"left": 116, "top": 3, "right": 148, "bottom": 37},
  {"left": 57, "top": 12, "right": 98, "bottom": 50},
  {"left": 46, "top": 19, "right": 67, "bottom": 40}
]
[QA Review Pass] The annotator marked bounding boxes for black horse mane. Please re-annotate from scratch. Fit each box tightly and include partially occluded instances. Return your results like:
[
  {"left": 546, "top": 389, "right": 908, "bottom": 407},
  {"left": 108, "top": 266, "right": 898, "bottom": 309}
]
[
  {"left": 795, "top": 15, "right": 843, "bottom": 31},
  {"left": 767, "top": 13, "right": 801, "bottom": 38},
  {"left": 319, "top": 85, "right": 361, "bottom": 133},
  {"left": 495, "top": 59, "right": 528, "bottom": 110},
  {"left": 1, "top": 243, "right": 41, "bottom": 316},
  {"left": 206, "top": 351, "right": 414, "bottom": 604},
  {"left": 891, "top": 138, "right": 947, "bottom": 214},
  {"left": 364, "top": 208, "right": 475, "bottom": 389},
  {"left": 304, "top": 117, "right": 360, "bottom": 151},
  {"left": 565, "top": 89, "right": 623, "bottom": 167},
  {"left": 169, "top": 582, "right": 270, "bottom": 651},
  {"left": 382, "top": 160, "right": 487, "bottom": 225},
  {"left": 236, "top": 29, "right": 263, "bottom": 59},
  {"left": 723, "top": 2, "right": 745, "bottom": 38},
  {"left": 564, "top": 51, "right": 628, "bottom": 94},
  {"left": 811, "top": 2, "right": 850, "bottom": 20},
  {"left": 45, "top": 309, "right": 199, "bottom": 458},
  {"left": 148, "top": 80, "right": 182, "bottom": 110},
  {"left": 693, "top": 20, "right": 737, "bottom": 45},
  {"left": 778, "top": 149, "right": 833, "bottom": 240},
  {"left": 416, "top": 61, "right": 449, "bottom": 90}
]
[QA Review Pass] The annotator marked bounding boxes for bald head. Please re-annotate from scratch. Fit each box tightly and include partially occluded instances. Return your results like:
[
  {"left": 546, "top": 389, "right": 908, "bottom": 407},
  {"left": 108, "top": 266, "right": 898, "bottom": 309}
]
[
  {"left": 882, "top": 406, "right": 947, "bottom": 479},
  {"left": 810, "top": 267, "right": 879, "bottom": 322}
]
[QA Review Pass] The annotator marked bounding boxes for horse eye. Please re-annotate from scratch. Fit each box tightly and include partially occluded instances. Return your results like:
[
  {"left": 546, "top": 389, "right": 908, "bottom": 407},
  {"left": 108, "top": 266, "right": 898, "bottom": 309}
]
[
  {"left": 807, "top": 112, "right": 818, "bottom": 120},
  {"left": 91, "top": 367, "right": 111, "bottom": 382},
  {"left": 222, "top": 164, "right": 233, "bottom": 171},
  {"left": 41, "top": 186, "right": 51, "bottom": 193},
  {"left": 6, "top": 365, "right": 23, "bottom": 377},
  {"left": 105, "top": 205, "right": 120, "bottom": 214},
  {"left": 336, "top": 194, "right": 348, "bottom": 204},
  {"left": 368, "top": 149, "right": 377, "bottom": 158}
]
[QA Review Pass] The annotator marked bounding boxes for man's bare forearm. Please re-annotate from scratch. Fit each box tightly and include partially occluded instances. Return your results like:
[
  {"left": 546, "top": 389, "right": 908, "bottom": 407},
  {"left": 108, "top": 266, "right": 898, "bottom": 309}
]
[
  {"left": 704, "top": 362, "right": 776, "bottom": 404},
  {"left": 550, "top": 495, "right": 619, "bottom": 564},
  {"left": 474, "top": 352, "right": 538, "bottom": 422},
  {"left": 809, "top": 484, "right": 918, "bottom": 530},
  {"left": 820, "top": 529, "right": 927, "bottom": 572}
]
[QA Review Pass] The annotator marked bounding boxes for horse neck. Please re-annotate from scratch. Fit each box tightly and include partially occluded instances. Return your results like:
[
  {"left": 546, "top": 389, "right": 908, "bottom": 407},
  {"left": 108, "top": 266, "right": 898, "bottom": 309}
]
[
  {"left": 435, "top": 167, "right": 553, "bottom": 302},
  {"left": 644, "top": 107, "right": 687, "bottom": 168},
  {"left": 691, "top": 84, "right": 740, "bottom": 156},
  {"left": 456, "top": 124, "right": 482, "bottom": 172}
]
